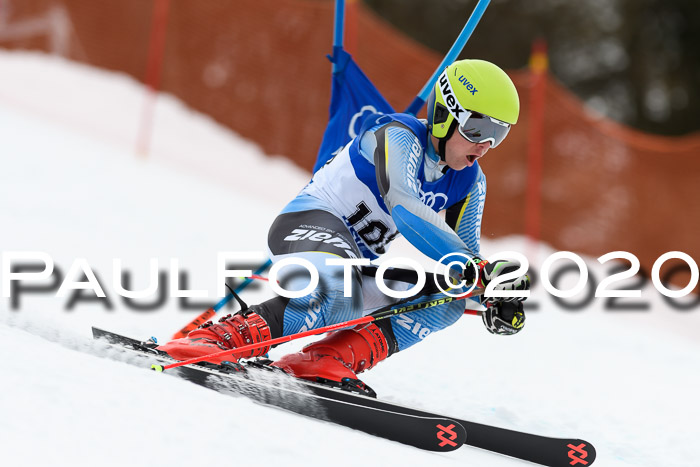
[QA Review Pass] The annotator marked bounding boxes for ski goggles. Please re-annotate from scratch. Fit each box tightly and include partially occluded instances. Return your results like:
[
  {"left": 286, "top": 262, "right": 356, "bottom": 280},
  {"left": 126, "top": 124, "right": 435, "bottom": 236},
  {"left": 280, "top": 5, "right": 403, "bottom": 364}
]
[{"left": 457, "top": 111, "right": 511, "bottom": 148}]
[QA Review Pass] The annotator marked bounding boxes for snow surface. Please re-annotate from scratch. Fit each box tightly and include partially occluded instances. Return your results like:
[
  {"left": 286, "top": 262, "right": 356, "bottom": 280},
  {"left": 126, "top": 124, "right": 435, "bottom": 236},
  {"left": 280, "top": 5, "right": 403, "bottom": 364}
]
[{"left": 1, "top": 50, "right": 699, "bottom": 467}]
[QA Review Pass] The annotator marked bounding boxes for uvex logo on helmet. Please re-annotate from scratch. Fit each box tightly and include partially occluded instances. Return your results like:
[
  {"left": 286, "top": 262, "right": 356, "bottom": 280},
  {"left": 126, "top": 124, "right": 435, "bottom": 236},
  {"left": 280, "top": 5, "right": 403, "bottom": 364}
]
[
  {"left": 458, "top": 74, "right": 479, "bottom": 95},
  {"left": 438, "top": 70, "right": 467, "bottom": 122}
]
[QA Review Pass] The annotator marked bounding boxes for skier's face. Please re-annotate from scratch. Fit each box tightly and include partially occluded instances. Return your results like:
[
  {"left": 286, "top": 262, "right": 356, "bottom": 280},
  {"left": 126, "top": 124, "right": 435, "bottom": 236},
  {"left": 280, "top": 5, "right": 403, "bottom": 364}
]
[{"left": 443, "top": 133, "right": 491, "bottom": 171}]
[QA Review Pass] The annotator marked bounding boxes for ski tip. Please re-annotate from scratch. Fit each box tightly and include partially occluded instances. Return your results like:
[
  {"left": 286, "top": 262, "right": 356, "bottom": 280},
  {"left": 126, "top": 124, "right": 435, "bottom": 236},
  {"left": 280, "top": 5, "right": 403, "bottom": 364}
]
[
  {"left": 558, "top": 438, "right": 596, "bottom": 466},
  {"left": 433, "top": 420, "right": 467, "bottom": 452},
  {"left": 151, "top": 364, "right": 165, "bottom": 372}
]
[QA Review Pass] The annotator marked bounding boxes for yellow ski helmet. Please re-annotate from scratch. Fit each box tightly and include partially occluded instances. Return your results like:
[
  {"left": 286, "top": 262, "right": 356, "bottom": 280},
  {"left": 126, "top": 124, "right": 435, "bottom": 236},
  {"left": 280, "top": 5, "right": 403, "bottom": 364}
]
[{"left": 427, "top": 59, "right": 519, "bottom": 157}]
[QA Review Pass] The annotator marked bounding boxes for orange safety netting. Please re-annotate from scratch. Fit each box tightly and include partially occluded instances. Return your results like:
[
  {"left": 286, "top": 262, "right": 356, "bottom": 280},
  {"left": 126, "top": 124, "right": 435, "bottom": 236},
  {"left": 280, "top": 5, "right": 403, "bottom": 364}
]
[{"left": 2, "top": 0, "right": 699, "bottom": 278}]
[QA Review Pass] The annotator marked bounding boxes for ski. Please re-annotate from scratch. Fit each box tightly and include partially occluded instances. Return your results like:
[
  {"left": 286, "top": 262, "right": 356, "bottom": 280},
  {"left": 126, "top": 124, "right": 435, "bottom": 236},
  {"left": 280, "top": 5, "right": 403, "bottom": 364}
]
[
  {"left": 93, "top": 327, "right": 597, "bottom": 465},
  {"left": 92, "top": 327, "right": 466, "bottom": 452}
]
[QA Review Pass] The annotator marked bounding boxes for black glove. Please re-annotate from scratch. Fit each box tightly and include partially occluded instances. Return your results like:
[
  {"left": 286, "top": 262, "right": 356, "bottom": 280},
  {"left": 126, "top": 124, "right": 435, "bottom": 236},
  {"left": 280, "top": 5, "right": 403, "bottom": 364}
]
[
  {"left": 461, "top": 256, "right": 488, "bottom": 287},
  {"left": 480, "top": 259, "right": 530, "bottom": 302},
  {"left": 482, "top": 300, "right": 525, "bottom": 335}
]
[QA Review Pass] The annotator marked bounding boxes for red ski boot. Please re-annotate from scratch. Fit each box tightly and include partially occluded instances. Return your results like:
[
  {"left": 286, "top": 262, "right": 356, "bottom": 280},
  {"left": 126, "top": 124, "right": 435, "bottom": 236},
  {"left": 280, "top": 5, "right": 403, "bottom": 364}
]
[
  {"left": 157, "top": 310, "right": 271, "bottom": 364},
  {"left": 272, "top": 323, "right": 390, "bottom": 396}
]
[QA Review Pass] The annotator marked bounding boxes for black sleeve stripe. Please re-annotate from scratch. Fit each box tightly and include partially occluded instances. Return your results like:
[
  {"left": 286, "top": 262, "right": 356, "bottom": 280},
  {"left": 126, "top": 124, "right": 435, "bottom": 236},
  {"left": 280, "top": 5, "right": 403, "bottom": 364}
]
[
  {"left": 445, "top": 196, "right": 469, "bottom": 231},
  {"left": 372, "top": 121, "right": 415, "bottom": 199}
]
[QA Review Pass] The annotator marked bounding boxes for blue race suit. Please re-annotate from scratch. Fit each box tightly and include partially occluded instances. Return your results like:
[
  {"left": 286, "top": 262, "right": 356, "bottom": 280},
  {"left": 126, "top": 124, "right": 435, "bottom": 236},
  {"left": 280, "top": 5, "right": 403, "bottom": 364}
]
[{"left": 266, "top": 112, "right": 486, "bottom": 353}]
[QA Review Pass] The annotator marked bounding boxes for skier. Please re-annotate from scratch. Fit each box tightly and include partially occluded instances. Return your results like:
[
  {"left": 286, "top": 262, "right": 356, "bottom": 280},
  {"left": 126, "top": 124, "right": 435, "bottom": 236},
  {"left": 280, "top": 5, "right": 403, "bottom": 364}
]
[{"left": 158, "top": 59, "right": 530, "bottom": 392}]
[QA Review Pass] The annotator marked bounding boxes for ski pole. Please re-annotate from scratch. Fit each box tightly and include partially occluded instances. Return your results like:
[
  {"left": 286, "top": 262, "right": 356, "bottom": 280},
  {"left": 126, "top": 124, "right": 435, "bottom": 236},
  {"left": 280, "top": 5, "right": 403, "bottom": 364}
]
[
  {"left": 170, "top": 259, "right": 272, "bottom": 339},
  {"left": 247, "top": 274, "right": 269, "bottom": 282},
  {"left": 153, "top": 287, "right": 484, "bottom": 372},
  {"left": 404, "top": 0, "right": 492, "bottom": 115},
  {"left": 231, "top": 272, "right": 480, "bottom": 314}
]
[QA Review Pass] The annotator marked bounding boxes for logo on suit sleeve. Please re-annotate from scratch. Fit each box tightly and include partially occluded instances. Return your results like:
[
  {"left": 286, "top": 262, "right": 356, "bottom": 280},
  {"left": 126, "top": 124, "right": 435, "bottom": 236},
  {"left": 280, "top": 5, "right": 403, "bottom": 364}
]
[{"left": 418, "top": 182, "right": 449, "bottom": 210}]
